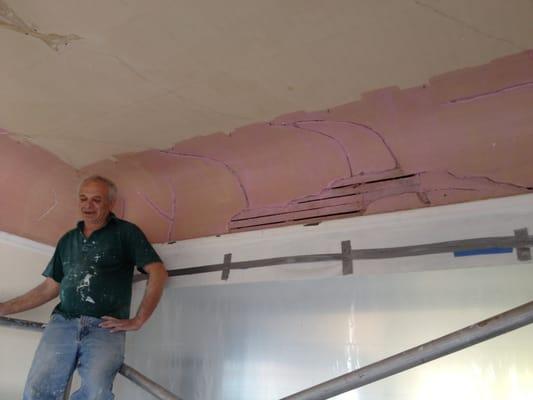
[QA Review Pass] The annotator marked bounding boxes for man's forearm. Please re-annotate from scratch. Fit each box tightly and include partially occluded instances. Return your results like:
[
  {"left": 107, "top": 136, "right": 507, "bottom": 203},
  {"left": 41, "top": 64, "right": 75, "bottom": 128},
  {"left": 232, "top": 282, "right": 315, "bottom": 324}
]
[
  {"left": 0, "top": 278, "right": 59, "bottom": 316},
  {"left": 100, "top": 263, "right": 168, "bottom": 332},
  {"left": 133, "top": 264, "right": 168, "bottom": 326}
]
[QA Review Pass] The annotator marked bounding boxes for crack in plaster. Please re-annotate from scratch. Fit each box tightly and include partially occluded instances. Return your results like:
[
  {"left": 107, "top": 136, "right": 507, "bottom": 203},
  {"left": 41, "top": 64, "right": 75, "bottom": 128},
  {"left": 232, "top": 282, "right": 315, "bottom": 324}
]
[
  {"left": 413, "top": 0, "right": 525, "bottom": 51},
  {"left": 112, "top": 55, "right": 151, "bottom": 83},
  {"left": 0, "top": 1, "right": 81, "bottom": 51},
  {"left": 271, "top": 121, "right": 353, "bottom": 177},
  {"left": 443, "top": 170, "right": 533, "bottom": 191},
  {"left": 84, "top": 49, "right": 257, "bottom": 124},
  {"left": 229, "top": 118, "right": 403, "bottom": 223},
  {"left": 138, "top": 178, "right": 177, "bottom": 242},
  {"left": 165, "top": 89, "right": 257, "bottom": 123},
  {"left": 287, "top": 119, "right": 401, "bottom": 175},
  {"left": 159, "top": 150, "right": 250, "bottom": 207},
  {"left": 446, "top": 81, "right": 533, "bottom": 104},
  {"left": 85, "top": 46, "right": 256, "bottom": 122},
  {"left": 230, "top": 170, "right": 531, "bottom": 228},
  {"left": 37, "top": 190, "right": 58, "bottom": 221}
]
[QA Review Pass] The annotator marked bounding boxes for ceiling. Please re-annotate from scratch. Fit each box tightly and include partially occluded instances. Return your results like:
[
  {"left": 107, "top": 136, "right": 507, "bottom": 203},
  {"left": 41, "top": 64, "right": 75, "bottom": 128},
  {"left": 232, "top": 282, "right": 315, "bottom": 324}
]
[{"left": 1, "top": 0, "right": 532, "bottom": 168}]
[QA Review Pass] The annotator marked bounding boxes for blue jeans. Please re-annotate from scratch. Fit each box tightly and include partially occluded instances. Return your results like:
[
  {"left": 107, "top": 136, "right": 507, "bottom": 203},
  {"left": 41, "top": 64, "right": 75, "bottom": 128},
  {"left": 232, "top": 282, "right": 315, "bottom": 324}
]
[{"left": 23, "top": 314, "right": 125, "bottom": 400}]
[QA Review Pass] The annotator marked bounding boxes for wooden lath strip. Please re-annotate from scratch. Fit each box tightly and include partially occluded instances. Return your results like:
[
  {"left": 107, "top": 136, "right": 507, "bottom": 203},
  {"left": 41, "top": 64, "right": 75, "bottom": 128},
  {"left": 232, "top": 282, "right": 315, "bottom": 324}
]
[
  {"left": 229, "top": 210, "right": 363, "bottom": 233},
  {"left": 229, "top": 203, "right": 363, "bottom": 230},
  {"left": 233, "top": 194, "right": 364, "bottom": 221}
]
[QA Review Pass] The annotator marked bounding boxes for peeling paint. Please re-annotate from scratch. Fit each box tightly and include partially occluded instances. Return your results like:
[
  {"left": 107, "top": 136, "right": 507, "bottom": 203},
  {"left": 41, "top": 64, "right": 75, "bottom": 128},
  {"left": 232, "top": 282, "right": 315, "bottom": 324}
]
[{"left": 0, "top": 0, "right": 81, "bottom": 51}]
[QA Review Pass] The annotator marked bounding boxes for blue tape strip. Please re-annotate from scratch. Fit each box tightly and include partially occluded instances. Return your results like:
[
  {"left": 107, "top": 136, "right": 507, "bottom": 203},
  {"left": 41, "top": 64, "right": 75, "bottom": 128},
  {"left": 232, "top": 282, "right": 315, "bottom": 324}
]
[{"left": 454, "top": 247, "right": 513, "bottom": 257}]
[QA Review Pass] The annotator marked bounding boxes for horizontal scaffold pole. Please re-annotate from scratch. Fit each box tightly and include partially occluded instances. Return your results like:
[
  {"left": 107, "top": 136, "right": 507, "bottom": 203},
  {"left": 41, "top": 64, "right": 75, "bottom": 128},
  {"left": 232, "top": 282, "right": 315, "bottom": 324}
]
[{"left": 0, "top": 316, "right": 183, "bottom": 400}]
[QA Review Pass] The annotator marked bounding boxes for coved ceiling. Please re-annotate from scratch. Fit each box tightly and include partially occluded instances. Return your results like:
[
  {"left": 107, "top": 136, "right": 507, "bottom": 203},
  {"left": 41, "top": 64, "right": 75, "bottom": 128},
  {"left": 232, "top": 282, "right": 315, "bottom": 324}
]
[{"left": 1, "top": 1, "right": 532, "bottom": 245}]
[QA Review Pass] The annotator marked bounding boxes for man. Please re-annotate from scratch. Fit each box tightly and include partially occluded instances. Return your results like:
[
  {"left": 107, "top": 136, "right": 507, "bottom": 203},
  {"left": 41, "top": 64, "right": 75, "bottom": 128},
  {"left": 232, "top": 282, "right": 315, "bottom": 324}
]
[{"left": 0, "top": 175, "right": 168, "bottom": 399}]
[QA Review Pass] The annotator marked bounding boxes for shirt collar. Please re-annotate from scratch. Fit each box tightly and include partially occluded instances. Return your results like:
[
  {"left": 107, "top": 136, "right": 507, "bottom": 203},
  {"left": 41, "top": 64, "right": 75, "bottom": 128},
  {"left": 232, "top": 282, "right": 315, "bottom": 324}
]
[{"left": 77, "top": 212, "right": 117, "bottom": 231}]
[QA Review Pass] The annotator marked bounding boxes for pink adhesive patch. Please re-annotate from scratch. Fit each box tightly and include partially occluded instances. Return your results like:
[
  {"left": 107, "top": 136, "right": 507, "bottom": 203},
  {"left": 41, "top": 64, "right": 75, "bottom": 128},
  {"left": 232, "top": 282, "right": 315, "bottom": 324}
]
[{"left": 0, "top": 50, "right": 532, "bottom": 245}]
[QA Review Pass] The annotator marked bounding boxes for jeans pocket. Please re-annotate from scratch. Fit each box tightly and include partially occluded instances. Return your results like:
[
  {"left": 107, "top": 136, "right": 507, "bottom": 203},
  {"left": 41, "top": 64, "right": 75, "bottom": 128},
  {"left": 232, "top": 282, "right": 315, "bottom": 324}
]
[{"left": 50, "top": 312, "right": 66, "bottom": 323}]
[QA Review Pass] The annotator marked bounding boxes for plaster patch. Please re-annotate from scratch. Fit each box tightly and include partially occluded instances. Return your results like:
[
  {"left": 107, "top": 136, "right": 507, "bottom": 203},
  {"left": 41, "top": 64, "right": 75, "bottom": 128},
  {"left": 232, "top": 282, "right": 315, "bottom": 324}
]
[
  {"left": 159, "top": 150, "right": 250, "bottom": 207},
  {"left": 138, "top": 178, "right": 177, "bottom": 242},
  {"left": 271, "top": 121, "right": 353, "bottom": 177},
  {"left": 291, "top": 120, "right": 400, "bottom": 178},
  {"left": 0, "top": 51, "right": 532, "bottom": 244}
]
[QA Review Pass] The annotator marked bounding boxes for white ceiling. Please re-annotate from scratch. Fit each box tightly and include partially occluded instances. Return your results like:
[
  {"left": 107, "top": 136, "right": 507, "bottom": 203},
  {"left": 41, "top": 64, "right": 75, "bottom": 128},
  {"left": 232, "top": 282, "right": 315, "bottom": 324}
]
[{"left": 1, "top": 0, "right": 532, "bottom": 167}]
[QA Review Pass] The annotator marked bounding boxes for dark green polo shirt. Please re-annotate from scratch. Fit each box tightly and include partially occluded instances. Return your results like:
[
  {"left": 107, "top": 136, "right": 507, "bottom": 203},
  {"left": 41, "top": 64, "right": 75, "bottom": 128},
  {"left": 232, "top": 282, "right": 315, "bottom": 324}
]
[{"left": 43, "top": 214, "right": 162, "bottom": 319}]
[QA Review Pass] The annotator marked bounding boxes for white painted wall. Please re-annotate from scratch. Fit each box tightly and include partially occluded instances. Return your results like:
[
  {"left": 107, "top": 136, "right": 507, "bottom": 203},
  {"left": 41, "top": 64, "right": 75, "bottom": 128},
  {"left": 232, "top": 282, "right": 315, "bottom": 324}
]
[{"left": 0, "top": 233, "right": 54, "bottom": 398}]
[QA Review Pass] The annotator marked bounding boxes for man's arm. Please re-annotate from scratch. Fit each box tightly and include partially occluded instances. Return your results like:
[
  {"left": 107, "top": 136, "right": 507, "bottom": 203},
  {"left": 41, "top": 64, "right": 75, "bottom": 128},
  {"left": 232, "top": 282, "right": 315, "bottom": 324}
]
[
  {"left": 0, "top": 278, "right": 60, "bottom": 316},
  {"left": 100, "top": 262, "right": 168, "bottom": 333}
]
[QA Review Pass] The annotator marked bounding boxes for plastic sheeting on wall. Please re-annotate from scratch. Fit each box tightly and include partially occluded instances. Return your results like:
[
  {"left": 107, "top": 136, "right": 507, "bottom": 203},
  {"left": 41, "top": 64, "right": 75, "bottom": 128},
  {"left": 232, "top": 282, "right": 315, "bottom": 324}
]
[{"left": 118, "top": 263, "right": 533, "bottom": 399}]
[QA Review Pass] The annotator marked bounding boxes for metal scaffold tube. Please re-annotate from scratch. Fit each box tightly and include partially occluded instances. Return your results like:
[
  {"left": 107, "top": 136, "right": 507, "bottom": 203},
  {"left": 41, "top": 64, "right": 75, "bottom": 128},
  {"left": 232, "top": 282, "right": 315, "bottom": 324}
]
[
  {"left": 119, "top": 364, "right": 183, "bottom": 400},
  {"left": 280, "top": 300, "right": 533, "bottom": 400},
  {"left": 0, "top": 315, "right": 46, "bottom": 332}
]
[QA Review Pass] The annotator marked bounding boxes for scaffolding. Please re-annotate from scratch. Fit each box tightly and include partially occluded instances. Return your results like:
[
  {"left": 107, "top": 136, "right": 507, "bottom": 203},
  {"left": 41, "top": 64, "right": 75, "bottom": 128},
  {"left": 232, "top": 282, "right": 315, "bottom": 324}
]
[{"left": 1, "top": 228, "right": 532, "bottom": 399}]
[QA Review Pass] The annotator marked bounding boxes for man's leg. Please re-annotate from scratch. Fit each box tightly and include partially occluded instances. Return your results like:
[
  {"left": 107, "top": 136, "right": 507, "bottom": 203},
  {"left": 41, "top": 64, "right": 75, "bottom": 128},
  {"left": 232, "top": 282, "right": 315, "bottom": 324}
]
[
  {"left": 23, "top": 314, "right": 78, "bottom": 400},
  {"left": 70, "top": 317, "right": 125, "bottom": 400}
]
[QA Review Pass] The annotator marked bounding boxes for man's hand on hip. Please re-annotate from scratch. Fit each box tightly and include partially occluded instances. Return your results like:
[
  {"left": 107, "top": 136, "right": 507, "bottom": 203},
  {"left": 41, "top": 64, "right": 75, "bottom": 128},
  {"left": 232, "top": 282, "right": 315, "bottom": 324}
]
[{"left": 99, "top": 316, "right": 143, "bottom": 333}]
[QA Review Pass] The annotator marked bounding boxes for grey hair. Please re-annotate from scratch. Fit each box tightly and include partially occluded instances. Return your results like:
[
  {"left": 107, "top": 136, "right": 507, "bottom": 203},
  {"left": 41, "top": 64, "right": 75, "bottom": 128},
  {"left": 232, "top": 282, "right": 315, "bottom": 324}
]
[{"left": 79, "top": 175, "right": 118, "bottom": 202}]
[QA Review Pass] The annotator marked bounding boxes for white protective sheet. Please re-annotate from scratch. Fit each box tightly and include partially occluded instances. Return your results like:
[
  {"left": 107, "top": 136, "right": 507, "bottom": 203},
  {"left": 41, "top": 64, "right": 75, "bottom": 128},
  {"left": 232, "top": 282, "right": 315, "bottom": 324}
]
[
  {"left": 118, "top": 264, "right": 533, "bottom": 400},
  {"left": 116, "top": 195, "right": 533, "bottom": 399}
]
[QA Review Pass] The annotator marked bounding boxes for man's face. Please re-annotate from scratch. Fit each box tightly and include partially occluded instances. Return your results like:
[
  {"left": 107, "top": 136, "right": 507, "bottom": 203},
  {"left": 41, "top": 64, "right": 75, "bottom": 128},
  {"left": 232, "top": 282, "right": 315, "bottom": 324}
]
[{"left": 78, "top": 181, "right": 115, "bottom": 226}]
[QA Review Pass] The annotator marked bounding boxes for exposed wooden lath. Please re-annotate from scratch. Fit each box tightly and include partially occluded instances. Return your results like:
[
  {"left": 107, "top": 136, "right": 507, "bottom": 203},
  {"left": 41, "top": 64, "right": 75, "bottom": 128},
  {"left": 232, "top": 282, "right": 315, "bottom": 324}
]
[{"left": 229, "top": 173, "right": 421, "bottom": 232}]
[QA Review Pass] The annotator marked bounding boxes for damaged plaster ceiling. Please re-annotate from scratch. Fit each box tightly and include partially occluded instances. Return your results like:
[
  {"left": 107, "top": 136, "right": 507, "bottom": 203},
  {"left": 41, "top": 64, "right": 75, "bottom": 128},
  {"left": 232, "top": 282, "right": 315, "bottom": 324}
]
[
  {"left": 1, "top": 0, "right": 533, "bottom": 245},
  {"left": 1, "top": 0, "right": 533, "bottom": 168}
]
